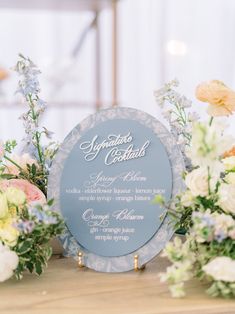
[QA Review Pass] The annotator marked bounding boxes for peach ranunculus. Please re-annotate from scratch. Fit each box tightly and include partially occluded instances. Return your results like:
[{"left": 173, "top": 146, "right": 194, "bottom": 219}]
[
  {"left": 195, "top": 80, "right": 235, "bottom": 117},
  {"left": 5, "top": 153, "right": 38, "bottom": 176},
  {"left": 0, "top": 68, "right": 8, "bottom": 81},
  {"left": 0, "top": 179, "right": 46, "bottom": 205},
  {"left": 223, "top": 146, "right": 235, "bottom": 158}
]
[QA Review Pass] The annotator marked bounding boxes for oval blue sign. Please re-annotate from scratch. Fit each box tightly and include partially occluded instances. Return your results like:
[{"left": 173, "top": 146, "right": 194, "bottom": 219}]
[
  {"left": 48, "top": 107, "right": 185, "bottom": 272},
  {"left": 60, "top": 118, "right": 172, "bottom": 257}
]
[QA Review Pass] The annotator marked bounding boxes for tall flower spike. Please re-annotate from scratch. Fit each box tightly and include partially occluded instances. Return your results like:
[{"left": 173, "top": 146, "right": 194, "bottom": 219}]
[
  {"left": 14, "top": 54, "right": 59, "bottom": 193},
  {"left": 154, "top": 80, "right": 199, "bottom": 170}
]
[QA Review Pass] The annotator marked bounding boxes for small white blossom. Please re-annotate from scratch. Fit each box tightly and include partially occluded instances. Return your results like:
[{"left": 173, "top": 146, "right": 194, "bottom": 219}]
[
  {"left": 180, "top": 190, "right": 194, "bottom": 207},
  {"left": 0, "top": 243, "right": 19, "bottom": 282},
  {"left": 188, "top": 112, "right": 200, "bottom": 122},
  {"left": 162, "top": 109, "right": 172, "bottom": 121},
  {"left": 177, "top": 135, "right": 187, "bottom": 146},
  {"left": 186, "top": 121, "right": 234, "bottom": 168},
  {"left": 217, "top": 183, "right": 235, "bottom": 214},
  {"left": 179, "top": 96, "right": 192, "bottom": 109},
  {"left": 169, "top": 282, "right": 185, "bottom": 298},
  {"left": 203, "top": 257, "right": 235, "bottom": 282}
]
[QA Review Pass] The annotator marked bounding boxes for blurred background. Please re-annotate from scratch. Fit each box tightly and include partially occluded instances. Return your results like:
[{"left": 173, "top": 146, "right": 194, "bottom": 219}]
[{"left": 0, "top": 0, "right": 235, "bottom": 143}]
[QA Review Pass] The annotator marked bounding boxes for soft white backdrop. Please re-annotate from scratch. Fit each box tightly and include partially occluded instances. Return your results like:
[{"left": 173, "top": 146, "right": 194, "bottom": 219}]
[{"left": 0, "top": 0, "right": 234, "bottom": 144}]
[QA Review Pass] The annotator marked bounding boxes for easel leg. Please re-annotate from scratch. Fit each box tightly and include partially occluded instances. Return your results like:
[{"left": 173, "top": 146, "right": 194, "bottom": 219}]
[{"left": 134, "top": 255, "right": 146, "bottom": 272}]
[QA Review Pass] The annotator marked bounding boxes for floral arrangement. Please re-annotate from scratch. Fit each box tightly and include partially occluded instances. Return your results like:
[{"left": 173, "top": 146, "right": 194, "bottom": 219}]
[
  {"left": 0, "top": 55, "right": 64, "bottom": 282},
  {"left": 155, "top": 80, "right": 235, "bottom": 298}
]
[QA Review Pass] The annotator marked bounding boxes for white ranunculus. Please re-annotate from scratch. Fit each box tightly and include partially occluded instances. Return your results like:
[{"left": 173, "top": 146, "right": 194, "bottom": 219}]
[
  {"left": 203, "top": 257, "right": 235, "bottom": 282},
  {"left": 181, "top": 190, "right": 194, "bottom": 207},
  {"left": 217, "top": 183, "right": 235, "bottom": 214},
  {"left": 225, "top": 172, "right": 235, "bottom": 185},
  {"left": 185, "top": 167, "right": 218, "bottom": 197},
  {"left": 0, "top": 242, "right": 19, "bottom": 282},
  {"left": 222, "top": 156, "right": 235, "bottom": 171}
]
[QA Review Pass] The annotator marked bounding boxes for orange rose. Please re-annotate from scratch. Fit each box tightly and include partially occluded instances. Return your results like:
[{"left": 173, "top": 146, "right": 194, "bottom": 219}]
[
  {"left": 195, "top": 80, "right": 235, "bottom": 117},
  {"left": 0, "top": 68, "right": 8, "bottom": 81},
  {"left": 223, "top": 146, "right": 235, "bottom": 158}
]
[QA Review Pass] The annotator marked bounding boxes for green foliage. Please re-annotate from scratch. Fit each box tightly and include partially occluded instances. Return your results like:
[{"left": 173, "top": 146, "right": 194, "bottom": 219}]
[
  {"left": 0, "top": 55, "right": 65, "bottom": 283},
  {"left": 207, "top": 281, "right": 235, "bottom": 298},
  {"left": 4, "top": 140, "right": 17, "bottom": 154},
  {"left": 165, "top": 191, "right": 225, "bottom": 233},
  {"left": 14, "top": 206, "right": 64, "bottom": 279}
]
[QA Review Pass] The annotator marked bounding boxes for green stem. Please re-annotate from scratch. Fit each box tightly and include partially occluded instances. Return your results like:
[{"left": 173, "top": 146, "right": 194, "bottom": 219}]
[
  {"left": 209, "top": 117, "right": 214, "bottom": 126},
  {"left": 28, "top": 94, "right": 44, "bottom": 167},
  {"left": 207, "top": 166, "right": 211, "bottom": 195},
  {"left": 2, "top": 156, "right": 36, "bottom": 184},
  {"left": 4, "top": 155, "right": 23, "bottom": 171},
  {"left": 175, "top": 102, "right": 187, "bottom": 125},
  {"left": 35, "top": 131, "right": 43, "bottom": 166}
]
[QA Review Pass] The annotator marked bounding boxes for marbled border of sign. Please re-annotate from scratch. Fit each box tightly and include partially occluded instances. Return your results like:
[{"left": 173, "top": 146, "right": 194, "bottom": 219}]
[{"left": 48, "top": 107, "right": 185, "bottom": 272}]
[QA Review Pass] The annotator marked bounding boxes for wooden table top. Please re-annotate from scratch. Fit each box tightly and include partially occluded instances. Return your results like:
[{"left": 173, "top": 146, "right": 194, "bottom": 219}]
[{"left": 0, "top": 255, "right": 234, "bottom": 314}]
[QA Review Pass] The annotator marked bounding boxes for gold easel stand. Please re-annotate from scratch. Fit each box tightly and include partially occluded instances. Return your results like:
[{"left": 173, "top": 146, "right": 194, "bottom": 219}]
[
  {"left": 77, "top": 252, "right": 85, "bottom": 268},
  {"left": 134, "top": 255, "right": 146, "bottom": 271},
  {"left": 77, "top": 252, "right": 146, "bottom": 271}
]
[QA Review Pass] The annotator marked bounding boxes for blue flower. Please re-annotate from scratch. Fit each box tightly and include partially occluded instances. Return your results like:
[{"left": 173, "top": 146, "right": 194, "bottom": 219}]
[
  {"left": 214, "top": 230, "right": 226, "bottom": 243},
  {"left": 202, "top": 216, "right": 215, "bottom": 227},
  {"left": 29, "top": 207, "right": 58, "bottom": 225},
  {"left": 15, "top": 220, "right": 35, "bottom": 234}
]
